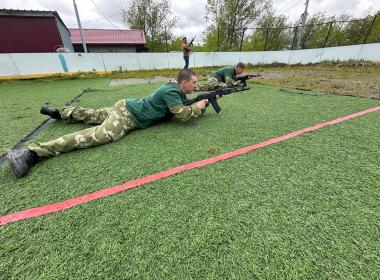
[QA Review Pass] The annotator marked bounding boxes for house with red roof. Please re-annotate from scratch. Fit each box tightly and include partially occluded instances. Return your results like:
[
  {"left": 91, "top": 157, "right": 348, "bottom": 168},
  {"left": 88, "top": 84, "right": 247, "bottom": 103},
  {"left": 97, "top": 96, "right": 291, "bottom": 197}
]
[
  {"left": 0, "top": 9, "right": 73, "bottom": 53},
  {"left": 69, "top": 28, "right": 147, "bottom": 53}
]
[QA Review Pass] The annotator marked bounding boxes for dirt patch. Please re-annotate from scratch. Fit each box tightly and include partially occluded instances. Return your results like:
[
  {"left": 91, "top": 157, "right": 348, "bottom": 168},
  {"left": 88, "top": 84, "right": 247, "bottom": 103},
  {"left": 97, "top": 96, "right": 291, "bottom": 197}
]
[
  {"left": 108, "top": 67, "right": 380, "bottom": 99},
  {"left": 252, "top": 67, "right": 380, "bottom": 99},
  {"left": 108, "top": 76, "right": 174, "bottom": 86}
]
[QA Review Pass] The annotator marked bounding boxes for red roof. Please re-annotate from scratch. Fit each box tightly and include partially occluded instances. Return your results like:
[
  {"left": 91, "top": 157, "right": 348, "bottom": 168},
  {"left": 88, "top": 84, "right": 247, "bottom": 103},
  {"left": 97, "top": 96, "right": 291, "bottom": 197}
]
[{"left": 69, "top": 28, "right": 146, "bottom": 45}]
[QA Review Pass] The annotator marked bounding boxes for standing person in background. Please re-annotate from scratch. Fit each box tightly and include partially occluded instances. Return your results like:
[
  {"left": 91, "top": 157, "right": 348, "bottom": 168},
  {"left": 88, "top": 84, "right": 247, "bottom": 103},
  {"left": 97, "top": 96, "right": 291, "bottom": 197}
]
[{"left": 181, "top": 37, "right": 192, "bottom": 69}]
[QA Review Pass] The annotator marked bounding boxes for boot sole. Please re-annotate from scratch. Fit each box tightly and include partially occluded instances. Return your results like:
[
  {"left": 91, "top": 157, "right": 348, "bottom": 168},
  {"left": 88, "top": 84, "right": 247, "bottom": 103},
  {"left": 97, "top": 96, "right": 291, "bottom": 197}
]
[
  {"left": 7, "top": 152, "right": 24, "bottom": 178},
  {"left": 40, "top": 106, "right": 61, "bottom": 120}
]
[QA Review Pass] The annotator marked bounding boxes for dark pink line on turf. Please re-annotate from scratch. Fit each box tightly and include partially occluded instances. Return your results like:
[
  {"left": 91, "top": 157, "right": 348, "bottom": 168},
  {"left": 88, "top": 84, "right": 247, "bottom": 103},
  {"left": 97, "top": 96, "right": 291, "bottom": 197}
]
[{"left": 1, "top": 105, "right": 380, "bottom": 226}]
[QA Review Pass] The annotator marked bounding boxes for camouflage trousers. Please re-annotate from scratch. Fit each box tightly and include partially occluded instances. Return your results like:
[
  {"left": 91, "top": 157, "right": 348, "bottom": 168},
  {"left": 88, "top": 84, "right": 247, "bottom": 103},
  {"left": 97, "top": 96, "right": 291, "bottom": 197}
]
[
  {"left": 197, "top": 77, "right": 237, "bottom": 91},
  {"left": 197, "top": 77, "right": 227, "bottom": 91},
  {"left": 28, "top": 100, "right": 137, "bottom": 157}
]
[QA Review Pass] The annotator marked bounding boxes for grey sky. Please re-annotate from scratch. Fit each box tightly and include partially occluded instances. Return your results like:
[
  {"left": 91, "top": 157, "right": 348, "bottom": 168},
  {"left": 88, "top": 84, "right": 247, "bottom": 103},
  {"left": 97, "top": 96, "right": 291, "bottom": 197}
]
[{"left": 1, "top": 0, "right": 379, "bottom": 44}]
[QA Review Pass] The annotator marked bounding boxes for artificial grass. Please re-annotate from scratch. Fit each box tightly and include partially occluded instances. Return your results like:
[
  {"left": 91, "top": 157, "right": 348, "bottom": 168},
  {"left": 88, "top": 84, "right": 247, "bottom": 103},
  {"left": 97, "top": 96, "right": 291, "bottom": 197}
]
[
  {"left": 0, "top": 83, "right": 378, "bottom": 211},
  {"left": 0, "top": 82, "right": 379, "bottom": 279},
  {"left": 0, "top": 78, "right": 109, "bottom": 155}
]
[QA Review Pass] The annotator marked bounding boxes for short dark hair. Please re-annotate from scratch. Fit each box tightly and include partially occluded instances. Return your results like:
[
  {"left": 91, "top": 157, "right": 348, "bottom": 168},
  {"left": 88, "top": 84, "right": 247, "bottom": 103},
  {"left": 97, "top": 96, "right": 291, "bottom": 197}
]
[
  {"left": 177, "top": 69, "right": 196, "bottom": 84},
  {"left": 182, "top": 37, "right": 187, "bottom": 41},
  {"left": 236, "top": 62, "right": 245, "bottom": 68}
]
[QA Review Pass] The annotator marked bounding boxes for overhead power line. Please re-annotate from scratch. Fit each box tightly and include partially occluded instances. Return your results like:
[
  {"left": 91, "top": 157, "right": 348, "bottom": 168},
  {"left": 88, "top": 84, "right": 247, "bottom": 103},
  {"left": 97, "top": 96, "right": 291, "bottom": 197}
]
[
  {"left": 276, "top": 0, "right": 305, "bottom": 16},
  {"left": 276, "top": 0, "right": 300, "bottom": 14},
  {"left": 67, "top": 13, "right": 120, "bottom": 27},
  {"left": 243, "top": 16, "right": 373, "bottom": 31},
  {"left": 90, "top": 0, "right": 123, "bottom": 29},
  {"left": 276, "top": 0, "right": 299, "bottom": 14}
]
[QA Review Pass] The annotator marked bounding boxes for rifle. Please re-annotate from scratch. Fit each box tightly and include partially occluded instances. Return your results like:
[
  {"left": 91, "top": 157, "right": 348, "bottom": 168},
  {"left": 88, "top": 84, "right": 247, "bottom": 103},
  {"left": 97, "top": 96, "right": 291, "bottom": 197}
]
[
  {"left": 182, "top": 86, "right": 249, "bottom": 113},
  {"left": 235, "top": 73, "right": 261, "bottom": 87},
  {"left": 189, "top": 35, "right": 197, "bottom": 46}
]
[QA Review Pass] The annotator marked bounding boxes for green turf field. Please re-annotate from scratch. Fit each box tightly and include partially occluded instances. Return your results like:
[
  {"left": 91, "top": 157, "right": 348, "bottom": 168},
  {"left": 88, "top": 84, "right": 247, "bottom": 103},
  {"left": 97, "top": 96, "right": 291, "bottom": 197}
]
[
  {"left": 0, "top": 78, "right": 110, "bottom": 155},
  {"left": 0, "top": 79, "right": 379, "bottom": 279}
]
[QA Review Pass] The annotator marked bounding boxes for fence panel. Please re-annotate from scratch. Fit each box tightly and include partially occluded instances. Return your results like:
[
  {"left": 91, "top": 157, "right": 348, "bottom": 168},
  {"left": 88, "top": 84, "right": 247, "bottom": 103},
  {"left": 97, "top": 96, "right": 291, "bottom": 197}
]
[
  {"left": 0, "top": 54, "right": 20, "bottom": 76},
  {"left": 102, "top": 53, "right": 140, "bottom": 71},
  {"left": 62, "top": 53, "right": 105, "bottom": 73},
  {"left": 0, "top": 44, "right": 379, "bottom": 78},
  {"left": 10, "top": 53, "right": 64, "bottom": 75}
]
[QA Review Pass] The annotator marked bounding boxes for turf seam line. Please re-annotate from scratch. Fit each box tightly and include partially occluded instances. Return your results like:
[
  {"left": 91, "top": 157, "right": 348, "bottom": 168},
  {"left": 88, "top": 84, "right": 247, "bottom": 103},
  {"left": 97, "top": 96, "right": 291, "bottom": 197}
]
[
  {"left": 0, "top": 88, "right": 93, "bottom": 166},
  {"left": 1, "top": 105, "right": 379, "bottom": 226}
]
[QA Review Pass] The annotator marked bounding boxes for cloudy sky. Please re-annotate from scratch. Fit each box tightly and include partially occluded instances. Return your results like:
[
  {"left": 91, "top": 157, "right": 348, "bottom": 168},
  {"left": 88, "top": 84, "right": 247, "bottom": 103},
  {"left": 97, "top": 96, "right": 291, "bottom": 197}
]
[{"left": 1, "top": 0, "right": 379, "bottom": 44}]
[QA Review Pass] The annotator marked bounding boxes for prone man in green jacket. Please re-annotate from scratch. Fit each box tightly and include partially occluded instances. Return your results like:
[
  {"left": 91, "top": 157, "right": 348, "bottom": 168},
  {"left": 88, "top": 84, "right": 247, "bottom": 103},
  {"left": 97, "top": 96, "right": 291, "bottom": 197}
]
[
  {"left": 7, "top": 69, "right": 208, "bottom": 178},
  {"left": 198, "top": 62, "right": 246, "bottom": 91}
]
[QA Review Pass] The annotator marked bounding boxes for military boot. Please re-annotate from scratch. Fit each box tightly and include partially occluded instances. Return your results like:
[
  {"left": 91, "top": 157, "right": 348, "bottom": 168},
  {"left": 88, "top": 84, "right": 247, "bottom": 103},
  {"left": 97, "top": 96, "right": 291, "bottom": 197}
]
[
  {"left": 7, "top": 148, "right": 42, "bottom": 178},
  {"left": 40, "top": 105, "right": 62, "bottom": 120}
]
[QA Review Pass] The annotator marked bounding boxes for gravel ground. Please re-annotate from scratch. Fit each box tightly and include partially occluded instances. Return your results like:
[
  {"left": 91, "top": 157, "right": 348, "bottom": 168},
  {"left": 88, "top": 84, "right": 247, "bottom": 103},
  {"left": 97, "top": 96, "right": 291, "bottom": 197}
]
[{"left": 252, "top": 65, "right": 380, "bottom": 99}]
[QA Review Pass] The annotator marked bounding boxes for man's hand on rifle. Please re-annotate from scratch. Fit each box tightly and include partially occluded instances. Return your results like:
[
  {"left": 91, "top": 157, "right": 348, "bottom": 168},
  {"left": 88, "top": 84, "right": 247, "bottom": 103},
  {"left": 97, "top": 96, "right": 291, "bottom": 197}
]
[
  {"left": 247, "top": 73, "right": 261, "bottom": 79},
  {"left": 197, "top": 100, "right": 208, "bottom": 110},
  {"left": 235, "top": 73, "right": 261, "bottom": 87}
]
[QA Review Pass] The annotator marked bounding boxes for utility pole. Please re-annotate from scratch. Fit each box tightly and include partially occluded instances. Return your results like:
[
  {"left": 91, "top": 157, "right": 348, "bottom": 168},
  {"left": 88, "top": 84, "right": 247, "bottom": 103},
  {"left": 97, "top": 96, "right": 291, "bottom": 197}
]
[
  {"left": 216, "top": 0, "right": 220, "bottom": 51},
  {"left": 73, "top": 0, "right": 88, "bottom": 53},
  {"left": 297, "top": 0, "right": 309, "bottom": 49},
  {"left": 164, "top": 26, "right": 168, "bottom": 52}
]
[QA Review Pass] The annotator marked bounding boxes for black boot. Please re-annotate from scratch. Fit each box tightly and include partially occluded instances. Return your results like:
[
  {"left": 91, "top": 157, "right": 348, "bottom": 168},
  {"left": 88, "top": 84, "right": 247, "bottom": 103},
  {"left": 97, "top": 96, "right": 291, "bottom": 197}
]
[
  {"left": 40, "top": 105, "right": 62, "bottom": 120},
  {"left": 7, "top": 149, "right": 42, "bottom": 178}
]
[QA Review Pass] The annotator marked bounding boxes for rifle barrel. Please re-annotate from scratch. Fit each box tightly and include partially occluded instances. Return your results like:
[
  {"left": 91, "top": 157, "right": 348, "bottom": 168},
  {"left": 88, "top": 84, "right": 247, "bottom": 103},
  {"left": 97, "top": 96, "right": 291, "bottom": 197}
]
[{"left": 182, "top": 86, "right": 248, "bottom": 110}]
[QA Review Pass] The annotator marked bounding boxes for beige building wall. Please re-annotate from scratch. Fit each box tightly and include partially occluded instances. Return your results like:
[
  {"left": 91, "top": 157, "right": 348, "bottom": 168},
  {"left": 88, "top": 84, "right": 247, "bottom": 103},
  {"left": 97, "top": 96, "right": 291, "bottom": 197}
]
[{"left": 87, "top": 45, "right": 137, "bottom": 53}]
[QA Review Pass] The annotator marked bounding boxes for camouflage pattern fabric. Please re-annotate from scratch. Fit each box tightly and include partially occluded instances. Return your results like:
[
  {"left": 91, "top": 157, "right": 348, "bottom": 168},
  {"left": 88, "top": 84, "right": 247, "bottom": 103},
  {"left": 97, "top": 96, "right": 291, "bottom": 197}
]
[
  {"left": 197, "top": 77, "right": 238, "bottom": 91},
  {"left": 60, "top": 105, "right": 112, "bottom": 124},
  {"left": 225, "top": 77, "right": 238, "bottom": 87},
  {"left": 28, "top": 100, "right": 137, "bottom": 157},
  {"left": 197, "top": 77, "right": 227, "bottom": 91},
  {"left": 169, "top": 103, "right": 202, "bottom": 121}
]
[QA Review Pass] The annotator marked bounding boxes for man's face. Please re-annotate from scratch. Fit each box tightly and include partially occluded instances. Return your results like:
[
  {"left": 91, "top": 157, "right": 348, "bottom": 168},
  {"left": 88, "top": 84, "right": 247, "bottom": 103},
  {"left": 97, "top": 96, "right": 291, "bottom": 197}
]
[
  {"left": 181, "top": 75, "right": 198, "bottom": 94},
  {"left": 235, "top": 66, "right": 245, "bottom": 75}
]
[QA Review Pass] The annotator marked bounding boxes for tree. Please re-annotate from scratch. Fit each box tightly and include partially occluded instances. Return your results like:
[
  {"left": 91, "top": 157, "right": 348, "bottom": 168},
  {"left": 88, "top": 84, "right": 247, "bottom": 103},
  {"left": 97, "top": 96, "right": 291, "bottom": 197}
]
[
  {"left": 366, "top": 11, "right": 380, "bottom": 44},
  {"left": 293, "top": 11, "right": 380, "bottom": 49},
  {"left": 324, "top": 14, "right": 352, "bottom": 47},
  {"left": 284, "top": 13, "right": 334, "bottom": 49},
  {"left": 343, "top": 12, "right": 379, "bottom": 45},
  {"left": 204, "top": 0, "right": 272, "bottom": 51},
  {"left": 121, "top": 0, "right": 177, "bottom": 52},
  {"left": 298, "top": 11, "right": 379, "bottom": 48},
  {"left": 247, "top": 11, "right": 289, "bottom": 51},
  {"left": 202, "top": 28, "right": 222, "bottom": 51}
]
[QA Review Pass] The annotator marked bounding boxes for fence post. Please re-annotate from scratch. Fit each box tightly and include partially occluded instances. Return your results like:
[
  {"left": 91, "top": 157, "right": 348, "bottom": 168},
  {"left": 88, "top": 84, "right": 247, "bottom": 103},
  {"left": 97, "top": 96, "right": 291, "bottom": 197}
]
[
  {"left": 164, "top": 27, "right": 169, "bottom": 68},
  {"left": 288, "top": 27, "right": 298, "bottom": 65},
  {"left": 263, "top": 27, "right": 269, "bottom": 51},
  {"left": 217, "top": 26, "right": 220, "bottom": 52},
  {"left": 362, "top": 14, "right": 378, "bottom": 45},
  {"left": 357, "top": 14, "right": 378, "bottom": 61},
  {"left": 239, "top": 28, "right": 246, "bottom": 51},
  {"left": 323, "top": 22, "right": 333, "bottom": 48},
  {"left": 290, "top": 26, "right": 298, "bottom": 50},
  {"left": 164, "top": 27, "right": 169, "bottom": 52},
  {"left": 319, "top": 21, "right": 333, "bottom": 62}
]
